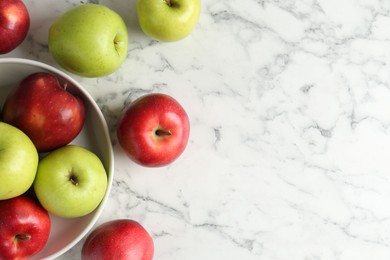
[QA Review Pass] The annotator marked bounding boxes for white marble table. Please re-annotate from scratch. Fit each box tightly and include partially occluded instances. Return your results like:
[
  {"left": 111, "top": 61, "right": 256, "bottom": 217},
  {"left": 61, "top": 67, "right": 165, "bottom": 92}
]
[{"left": 4, "top": 0, "right": 390, "bottom": 259}]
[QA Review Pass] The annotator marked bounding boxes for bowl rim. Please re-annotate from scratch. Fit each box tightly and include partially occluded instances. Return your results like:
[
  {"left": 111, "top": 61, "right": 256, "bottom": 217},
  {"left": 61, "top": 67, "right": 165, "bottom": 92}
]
[{"left": 0, "top": 57, "right": 114, "bottom": 260}]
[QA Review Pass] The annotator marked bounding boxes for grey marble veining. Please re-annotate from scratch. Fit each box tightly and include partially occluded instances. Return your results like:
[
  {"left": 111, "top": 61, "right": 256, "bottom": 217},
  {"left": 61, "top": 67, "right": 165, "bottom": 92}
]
[{"left": 4, "top": 0, "right": 390, "bottom": 259}]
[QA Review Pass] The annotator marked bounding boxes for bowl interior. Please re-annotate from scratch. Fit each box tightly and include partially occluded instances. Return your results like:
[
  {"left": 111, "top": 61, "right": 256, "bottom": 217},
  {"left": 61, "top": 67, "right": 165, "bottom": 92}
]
[{"left": 0, "top": 58, "right": 114, "bottom": 259}]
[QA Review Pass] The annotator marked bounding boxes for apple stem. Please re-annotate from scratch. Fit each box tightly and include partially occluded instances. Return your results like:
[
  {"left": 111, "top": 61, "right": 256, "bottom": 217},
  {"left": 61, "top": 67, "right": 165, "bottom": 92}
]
[
  {"left": 68, "top": 172, "right": 79, "bottom": 186},
  {"left": 15, "top": 234, "right": 31, "bottom": 241},
  {"left": 155, "top": 129, "right": 172, "bottom": 137},
  {"left": 164, "top": 0, "right": 172, "bottom": 6}
]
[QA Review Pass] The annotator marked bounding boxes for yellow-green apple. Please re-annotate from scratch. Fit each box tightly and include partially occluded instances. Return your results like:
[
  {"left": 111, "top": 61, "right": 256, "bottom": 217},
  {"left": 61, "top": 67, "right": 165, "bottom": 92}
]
[
  {"left": 81, "top": 219, "right": 154, "bottom": 260},
  {"left": 48, "top": 4, "right": 128, "bottom": 77},
  {"left": 33, "top": 145, "right": 107, "bottom": 218},
  {"left": 2, "top": 72, "right": 85, "bottom": 152},
  {"left": 0, "top": 0, "right": 30, "bottom": 54},
  {"left": 0, "top": 195, "right": 51, "bottom": 259},
  {"left": 0, "top": 122, "right": 38, "bottom": 200},
  {"left": 137, "top": 0, "right": 200, "bottom": 42},
  {"left": 117, "top": 93, "right": 190, "bottom": 167}
]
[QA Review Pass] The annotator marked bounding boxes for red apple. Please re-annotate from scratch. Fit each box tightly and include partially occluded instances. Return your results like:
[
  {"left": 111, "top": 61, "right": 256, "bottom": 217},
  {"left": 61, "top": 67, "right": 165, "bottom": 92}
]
[
  {"left": 0, "top": 195, "right": 51, "bottom": 259},
  {"left": 117, "top": 93, "right": 190, "bottom": 167},
  {"left": 81, "top": 219, "right": 154, "bottom": 260},
  {"left": 2, "top": 72, "right": 85, "bottom": 152},
  {"left": 0, "top": 0, "right": 30, "bottom": 54}
]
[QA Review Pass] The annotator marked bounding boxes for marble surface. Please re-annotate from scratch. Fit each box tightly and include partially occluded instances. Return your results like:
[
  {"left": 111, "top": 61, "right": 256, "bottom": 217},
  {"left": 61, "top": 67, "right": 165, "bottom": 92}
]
[{"left": 4, "top": 0, "right": 390, "bottom": 259}]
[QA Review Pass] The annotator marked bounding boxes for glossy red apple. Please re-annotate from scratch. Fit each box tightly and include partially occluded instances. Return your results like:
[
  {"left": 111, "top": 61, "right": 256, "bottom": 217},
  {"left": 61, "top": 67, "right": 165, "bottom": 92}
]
[
  {"left": 117, "top": 93, "right": 190, "bottom": 167},
  {"left": 0, "top": 195, "right": 51, "bottom": 259},
  {"left": 81, "top": 219, "right": 154, "bottom": 260},
  {"left": 2, "top": 72, "right": 85, "bottom": 152},
  {"left": 0, "top": 0, "right": 30, "bottom": 54}
]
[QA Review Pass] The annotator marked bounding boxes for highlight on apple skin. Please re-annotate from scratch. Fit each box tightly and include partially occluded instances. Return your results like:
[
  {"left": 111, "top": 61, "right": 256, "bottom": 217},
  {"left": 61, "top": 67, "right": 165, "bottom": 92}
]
[{"left": 117, "top": 93, "right": 190, "bottom": 167}]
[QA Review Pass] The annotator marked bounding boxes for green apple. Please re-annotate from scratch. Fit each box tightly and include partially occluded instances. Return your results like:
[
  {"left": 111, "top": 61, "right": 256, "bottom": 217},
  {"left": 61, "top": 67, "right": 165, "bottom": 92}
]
[
  {"left": 33, "top": 145, "right": 107, "bottom": 218},
  {"left": 0, "top": 122, "right": 38, "bottom": 200},
  {"left": 137, "top": 0, "right": 201, "bottom": 42},
  {"left": 48, "top": 4, "right": 128, "bottom": 77}
]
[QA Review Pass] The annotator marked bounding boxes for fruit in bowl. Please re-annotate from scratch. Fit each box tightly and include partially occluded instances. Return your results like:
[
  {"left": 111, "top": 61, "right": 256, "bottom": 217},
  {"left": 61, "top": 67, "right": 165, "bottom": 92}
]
[
  {"left": 0, "top": 58, "right": 114, "bottom": 259},
  {"left": 34, "top": 145, "right": 108, "bottom": 218},
  {"left": 2, "top": 72, "right": 86, "bottom": 153},
  {"left": 0, "top": 0, "right": 30, "bottom": 54},
  {"left": 117, "top": 93, "right": 190, "bottom": 167},
  {"left": 0, "top": 122, "right": 38, "bottom": 200},
  {"left": 0, "top": 195, "right": 51, "bottom": 260},
  {"left": 48, "top": 4, "right": 128, "bottom": 77}
]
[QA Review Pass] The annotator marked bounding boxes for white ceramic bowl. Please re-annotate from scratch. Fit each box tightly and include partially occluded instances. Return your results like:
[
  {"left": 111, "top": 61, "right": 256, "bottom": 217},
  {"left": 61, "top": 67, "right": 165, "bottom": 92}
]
[{"left": 0, "top": 58, "right": 114, "bottom": 259}]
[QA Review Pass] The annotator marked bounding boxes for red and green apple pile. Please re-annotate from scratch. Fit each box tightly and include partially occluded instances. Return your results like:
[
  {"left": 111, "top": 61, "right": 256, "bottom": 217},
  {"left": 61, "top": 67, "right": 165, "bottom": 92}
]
[
  {"left": 0, "top": 71, "right": 108, "bottom": 259},
  {"left": 0, "top": 0, "right": 196, "bottom": 259}
]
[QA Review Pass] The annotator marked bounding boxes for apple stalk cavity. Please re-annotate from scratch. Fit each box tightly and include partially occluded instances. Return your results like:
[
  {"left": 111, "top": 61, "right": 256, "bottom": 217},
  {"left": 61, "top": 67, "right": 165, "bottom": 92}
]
[
  {"left": 164, "top": 0, "right": 173, "bottom": 6},
  {"left": 15, "top": 234, "right": 31, "bottom": 241},
  {"left": 155, "top": 129, "right": 172, "bottom": 137},
  {"left": 68, "top": 173, "right": 79, "bottom": 186}
]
